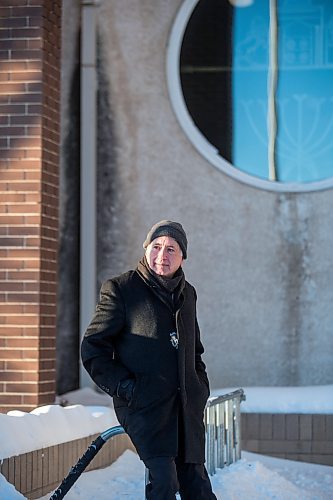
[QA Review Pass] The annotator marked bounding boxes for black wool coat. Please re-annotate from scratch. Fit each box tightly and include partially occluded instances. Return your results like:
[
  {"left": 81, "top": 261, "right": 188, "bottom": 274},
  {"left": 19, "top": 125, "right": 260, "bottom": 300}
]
[{"left": 81, "top": 268, "right": 210, "bottom": 463}]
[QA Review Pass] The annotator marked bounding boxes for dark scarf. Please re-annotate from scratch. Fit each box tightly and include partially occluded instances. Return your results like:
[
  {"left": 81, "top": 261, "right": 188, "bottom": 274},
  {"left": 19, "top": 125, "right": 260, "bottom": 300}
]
[{"left": 136, "top": 256, "right": 185, "bottom": 312}]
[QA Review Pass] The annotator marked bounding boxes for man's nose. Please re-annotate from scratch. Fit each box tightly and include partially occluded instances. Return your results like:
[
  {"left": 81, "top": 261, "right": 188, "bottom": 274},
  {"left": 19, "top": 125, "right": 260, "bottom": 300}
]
[{"left": 158, "top": 247, "right": 168, "bottom": 259}]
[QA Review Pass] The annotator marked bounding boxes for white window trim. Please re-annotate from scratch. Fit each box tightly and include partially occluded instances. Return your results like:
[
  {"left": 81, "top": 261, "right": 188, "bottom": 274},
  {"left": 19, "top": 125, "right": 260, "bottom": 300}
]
[{"left": 166, "top": 0, "right": 333, "bottom": 193}]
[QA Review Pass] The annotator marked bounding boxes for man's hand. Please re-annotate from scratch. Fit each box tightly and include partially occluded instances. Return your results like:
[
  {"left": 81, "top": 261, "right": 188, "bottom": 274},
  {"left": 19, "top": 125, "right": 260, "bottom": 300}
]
[{"left": 116, "top": 378, "right": 135, "bottom": 403}]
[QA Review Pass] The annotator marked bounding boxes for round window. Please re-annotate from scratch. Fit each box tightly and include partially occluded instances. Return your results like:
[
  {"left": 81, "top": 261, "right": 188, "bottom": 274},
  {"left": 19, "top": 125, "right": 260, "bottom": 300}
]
[{"left": 167, "top": 0, "right": 333, "bottom": 192}]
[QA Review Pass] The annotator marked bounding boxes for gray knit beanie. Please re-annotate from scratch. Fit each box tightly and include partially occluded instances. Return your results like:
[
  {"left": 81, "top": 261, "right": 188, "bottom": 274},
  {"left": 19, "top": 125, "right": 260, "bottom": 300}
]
[{"left": 143, "top": 220, "right": 187, "bottom": 259}]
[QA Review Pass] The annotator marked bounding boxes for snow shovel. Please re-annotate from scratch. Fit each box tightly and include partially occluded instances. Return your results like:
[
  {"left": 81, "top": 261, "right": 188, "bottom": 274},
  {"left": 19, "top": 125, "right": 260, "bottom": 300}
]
[{"left": 49, "top": 425, "right": 125, "bottom": 499}]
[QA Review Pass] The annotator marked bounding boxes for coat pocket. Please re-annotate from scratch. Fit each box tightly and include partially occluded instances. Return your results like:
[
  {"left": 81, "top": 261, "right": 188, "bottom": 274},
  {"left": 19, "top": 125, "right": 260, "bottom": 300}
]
[
  {"left": 195, "top": 372, "right": 210, "bottom": 410},
  {"left": 129, "top": 373, "right": 176, "bottom": 410},
  {"left": 197, "top": 371, "right": 210, "bottom": 396}
]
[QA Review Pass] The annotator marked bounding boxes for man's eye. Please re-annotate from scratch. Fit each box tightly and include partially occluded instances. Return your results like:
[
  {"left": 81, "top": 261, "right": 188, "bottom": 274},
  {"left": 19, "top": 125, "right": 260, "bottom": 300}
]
[{"left": 168, "top": 248, "right": 175, "bottom": 253}]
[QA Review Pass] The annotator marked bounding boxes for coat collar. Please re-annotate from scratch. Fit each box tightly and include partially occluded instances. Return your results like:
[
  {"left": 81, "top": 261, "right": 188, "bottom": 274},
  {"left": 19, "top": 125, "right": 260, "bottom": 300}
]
[{"left": 136, "top": 256, "right": 185, "bottom": 312}]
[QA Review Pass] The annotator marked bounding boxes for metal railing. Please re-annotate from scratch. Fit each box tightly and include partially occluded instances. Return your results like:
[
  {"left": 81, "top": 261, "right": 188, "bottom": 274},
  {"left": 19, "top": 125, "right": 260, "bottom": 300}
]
[{"left": 205, "top": 388, "right": 246, "bottom": 475}]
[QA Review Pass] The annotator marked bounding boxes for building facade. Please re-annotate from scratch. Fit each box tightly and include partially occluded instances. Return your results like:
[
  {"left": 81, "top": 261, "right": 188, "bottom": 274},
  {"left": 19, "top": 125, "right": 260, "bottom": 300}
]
[
  {"left": 1, "top": 0, "right": 332, "bottom": 411},
  {"left": 59, "top": 0, "right": 333, "bottom": 393}
]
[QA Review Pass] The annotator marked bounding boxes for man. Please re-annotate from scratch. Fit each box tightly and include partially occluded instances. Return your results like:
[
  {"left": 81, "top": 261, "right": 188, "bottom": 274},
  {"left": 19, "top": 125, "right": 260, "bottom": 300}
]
[{"left": 81, "top": 220, "right": 216, "bottom": 499}]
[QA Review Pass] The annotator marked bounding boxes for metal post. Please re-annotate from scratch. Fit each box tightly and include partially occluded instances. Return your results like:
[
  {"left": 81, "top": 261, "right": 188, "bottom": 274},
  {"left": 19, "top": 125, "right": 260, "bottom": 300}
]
[
  {"left": 216, "top": 402, "right": 224, "bottom": 469},
  {"left": 206, "top": 404, "right": 215, "bottom": 476},
  {"left": 234, "top": 396, "right": 242, "bottom": 461},
  {"left": 80, "top": 0, "right": 97, "bottom": 387},
  {"left": 229, "top": 399, "right": 235, "bottom": 463},
  {"left": 268, "top": 0, "right": 279, "bottom": 180}
]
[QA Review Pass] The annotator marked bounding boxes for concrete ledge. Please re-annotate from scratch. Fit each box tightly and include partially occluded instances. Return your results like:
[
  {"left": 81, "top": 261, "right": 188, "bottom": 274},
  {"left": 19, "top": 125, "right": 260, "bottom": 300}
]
[
  {"left": 242, "top": 413, "right": 333, "bottom": 466},
  {"left": 0, "top": 432, "right": 135, "bottom": 499}
]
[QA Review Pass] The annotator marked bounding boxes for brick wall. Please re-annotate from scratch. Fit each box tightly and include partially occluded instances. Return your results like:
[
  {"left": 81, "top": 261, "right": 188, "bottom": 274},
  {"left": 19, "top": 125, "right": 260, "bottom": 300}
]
[
  {"left": 0, "top": 1, "right": 62, "bottom": 412},
  {"left": 242, "top": 413, "right": 333, "bottom": 466}
]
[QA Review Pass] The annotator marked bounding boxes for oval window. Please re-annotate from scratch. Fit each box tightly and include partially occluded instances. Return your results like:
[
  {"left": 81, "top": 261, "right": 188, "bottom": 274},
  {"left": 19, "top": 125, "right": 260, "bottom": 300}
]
[{"left": 167, "top": 0, "right": 333, "bottom": 191}]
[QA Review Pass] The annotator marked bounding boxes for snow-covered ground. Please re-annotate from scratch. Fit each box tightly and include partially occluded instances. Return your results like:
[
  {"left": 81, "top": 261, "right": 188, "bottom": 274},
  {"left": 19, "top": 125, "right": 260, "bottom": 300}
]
[
  {"left": 0, "top": 386, "right": 332, "bottom": 499},
  {"left": 1, "top": 447, "right": 332, "bottom": 500},
  {"left": 34, "top": 449, "right": 332, "bottom": 500}
]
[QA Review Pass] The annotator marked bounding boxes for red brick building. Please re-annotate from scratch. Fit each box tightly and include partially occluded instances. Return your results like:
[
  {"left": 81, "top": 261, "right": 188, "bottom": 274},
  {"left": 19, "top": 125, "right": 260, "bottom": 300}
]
[{"left": 0, "top": 1, "right": 62, "bottom": 412}]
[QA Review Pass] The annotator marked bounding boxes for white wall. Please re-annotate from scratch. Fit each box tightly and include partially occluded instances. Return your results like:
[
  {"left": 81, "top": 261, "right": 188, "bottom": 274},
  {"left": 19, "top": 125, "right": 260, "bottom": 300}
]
[{"left": 60, "top": 0, "right": 333, "bottom": 389}]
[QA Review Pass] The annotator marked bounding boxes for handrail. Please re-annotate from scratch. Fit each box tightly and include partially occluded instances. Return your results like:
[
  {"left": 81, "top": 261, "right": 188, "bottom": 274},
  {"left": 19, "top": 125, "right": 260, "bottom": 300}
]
[
  {"left": 206, "top": 388, "right": 245, "bottom": 406},
  {"left": 205, "top": 388, "right": 246, "bottom": 475}
]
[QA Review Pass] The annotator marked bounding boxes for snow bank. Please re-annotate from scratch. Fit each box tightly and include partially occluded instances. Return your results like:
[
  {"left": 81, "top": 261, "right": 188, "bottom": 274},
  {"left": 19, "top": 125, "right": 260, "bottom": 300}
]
[
  {"left": 0, "top": 405, "right": 119, "bottom": 460},
  {"left": 212, "top": 385, "right": 333, "bottom": 414},
  {"left": 212, "top": 456, "right": 310, "bottom": 499},
  {"left": 2, "top": 448, "right": 333, "bottom": 500},
  {"left": 1, "top": 385, "right": 332, "bottom": 461},
  {"left": 36, "top": 449, "right": 332, "bottom": 500}
]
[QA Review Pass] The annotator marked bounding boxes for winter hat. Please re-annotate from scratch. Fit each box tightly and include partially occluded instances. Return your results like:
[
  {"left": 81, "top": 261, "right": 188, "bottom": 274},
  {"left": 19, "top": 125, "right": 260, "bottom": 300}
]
[{"left": 143, "top": 220, "right": 188, "bottom": 259}]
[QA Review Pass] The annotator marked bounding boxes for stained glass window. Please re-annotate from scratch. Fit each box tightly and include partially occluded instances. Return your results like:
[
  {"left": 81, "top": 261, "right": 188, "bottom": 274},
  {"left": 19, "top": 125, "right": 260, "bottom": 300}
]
[{"left": 179, "top": 0, "right": 333, "bottom": 184}]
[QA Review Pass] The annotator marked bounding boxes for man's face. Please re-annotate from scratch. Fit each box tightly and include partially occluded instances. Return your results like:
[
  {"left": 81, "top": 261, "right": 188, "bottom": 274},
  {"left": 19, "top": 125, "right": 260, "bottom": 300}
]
[{"left": 146, "top": 236, "right": 183, "bottom": 278}]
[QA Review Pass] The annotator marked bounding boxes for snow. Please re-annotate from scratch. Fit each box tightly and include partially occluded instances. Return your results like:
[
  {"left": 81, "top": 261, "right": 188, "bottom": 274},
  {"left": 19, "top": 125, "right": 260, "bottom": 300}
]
[
  {"left": 0, "top": 386, "right": 332, "bottom": 499},
  {"left": 2, "top": 385, "right": 332, "bottom": 460},
  {"left": 0, "top": 403, "right": 118, "bottom": 459},
  {"left": 212, "top": 385, "right": 333, "bottom": 414},
  {"left": 2, "top": 449, "right": 332, "bottom": 500}
]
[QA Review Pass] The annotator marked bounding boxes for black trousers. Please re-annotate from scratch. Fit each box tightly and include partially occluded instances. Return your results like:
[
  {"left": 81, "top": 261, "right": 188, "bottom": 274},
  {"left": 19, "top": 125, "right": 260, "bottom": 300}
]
[{"left": 144, "top": 456, "right": 217, "bottom": 500}]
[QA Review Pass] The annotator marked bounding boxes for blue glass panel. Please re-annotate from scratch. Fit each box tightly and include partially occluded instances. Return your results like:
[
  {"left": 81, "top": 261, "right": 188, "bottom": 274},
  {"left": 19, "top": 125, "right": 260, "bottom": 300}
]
[{"left": 232, "top": 0, "right": 333, "bottom": 183}]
